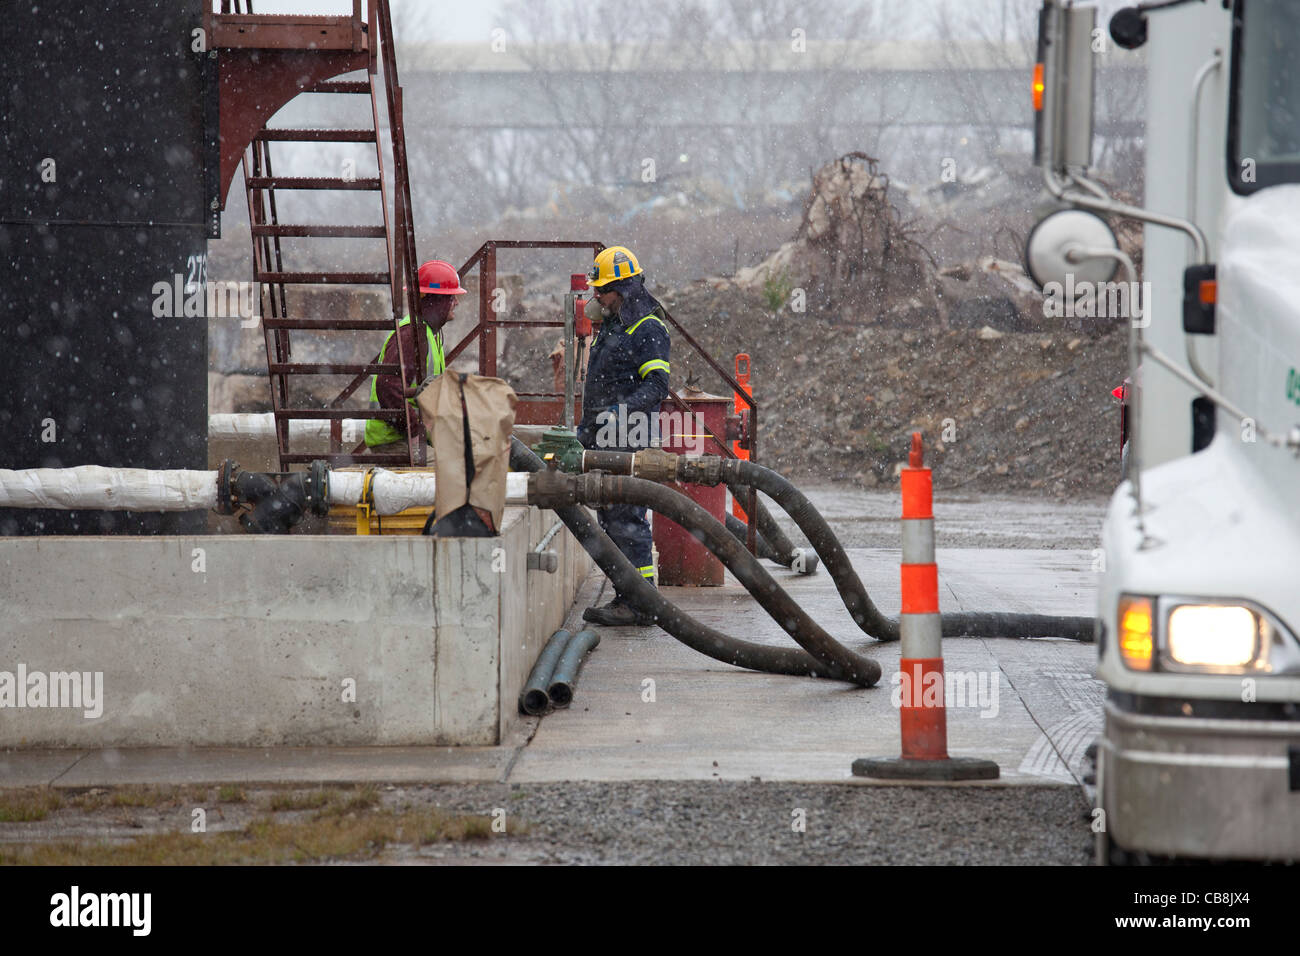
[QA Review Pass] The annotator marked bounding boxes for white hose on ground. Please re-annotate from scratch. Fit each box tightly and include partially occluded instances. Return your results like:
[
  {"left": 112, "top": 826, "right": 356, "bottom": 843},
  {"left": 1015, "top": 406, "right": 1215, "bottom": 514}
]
[
  {"left": 0, "top": 466, "right": 532, "bottom": 514},
  {"left": 209, "top": 413, "right": 369, "bottom": 443}
]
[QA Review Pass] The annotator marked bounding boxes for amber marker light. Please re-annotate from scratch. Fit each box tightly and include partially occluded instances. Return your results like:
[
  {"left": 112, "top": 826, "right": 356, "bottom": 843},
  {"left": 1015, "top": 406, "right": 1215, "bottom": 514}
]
[{"left": 1118, "top": 595, "right": 1154, "bottom": 671}]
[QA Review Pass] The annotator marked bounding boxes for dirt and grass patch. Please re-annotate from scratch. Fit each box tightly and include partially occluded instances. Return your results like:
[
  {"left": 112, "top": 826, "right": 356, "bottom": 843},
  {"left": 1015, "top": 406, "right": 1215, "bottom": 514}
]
[
  {"left": 0, "top": 785, "right": 521, "bottom": 865},
  {"left": 0, "top": 788, "right": 64, "bottom": 823}
]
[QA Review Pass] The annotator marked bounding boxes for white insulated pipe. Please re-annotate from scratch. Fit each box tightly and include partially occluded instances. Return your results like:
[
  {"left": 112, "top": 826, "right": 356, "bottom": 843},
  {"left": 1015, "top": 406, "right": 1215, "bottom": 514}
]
[
  {"left": 0, "top": 466, "right": 220, "bottom": 512},
  {"left": 0, "top": 466, "right": 532, "bottom": 515},
  {"left": 329, "top": 471, "right": 532, "bottom": 514},
  {"left": 209, "top": 413, "right": 368, "bottom": 443}
]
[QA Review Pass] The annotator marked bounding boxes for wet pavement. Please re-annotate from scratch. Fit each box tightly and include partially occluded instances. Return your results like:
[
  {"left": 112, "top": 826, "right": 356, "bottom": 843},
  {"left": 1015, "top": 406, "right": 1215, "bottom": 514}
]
[
  {"left": 514, "top": 545, "right": 1102, "bottom": 789},
  {"left": 776, "top": 484, "right": 1110, "bottom": 550}
]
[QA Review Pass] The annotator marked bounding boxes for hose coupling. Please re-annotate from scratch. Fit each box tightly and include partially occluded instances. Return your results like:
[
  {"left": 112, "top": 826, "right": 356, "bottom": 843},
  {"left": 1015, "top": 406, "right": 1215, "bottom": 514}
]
[
  {"left": 528, "top": 456, "right": 580, "bottom": 508},
  {"left": 630, "top": 446, "right": 680, "bottom": 482},
  {"left": 678, "top": 454, "right": 724, "bottom": 486}
]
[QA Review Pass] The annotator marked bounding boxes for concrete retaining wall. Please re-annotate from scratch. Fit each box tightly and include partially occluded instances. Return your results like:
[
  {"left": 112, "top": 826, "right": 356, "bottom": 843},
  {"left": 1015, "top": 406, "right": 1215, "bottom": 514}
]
[{"left": 0, "top": 506, "right": 592, "bottom": 747}]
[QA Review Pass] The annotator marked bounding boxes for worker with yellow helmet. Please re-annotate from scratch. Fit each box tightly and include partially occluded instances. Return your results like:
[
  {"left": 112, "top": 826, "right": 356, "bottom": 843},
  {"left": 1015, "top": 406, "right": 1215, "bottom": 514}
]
[{"left": 579, "top": 245, "right": 672, "bottom": 627}]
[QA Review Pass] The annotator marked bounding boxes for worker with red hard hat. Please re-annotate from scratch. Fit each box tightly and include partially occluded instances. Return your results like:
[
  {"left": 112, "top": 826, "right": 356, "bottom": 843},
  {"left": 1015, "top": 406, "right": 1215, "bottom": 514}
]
[{"left": 365, "top": 259, "right": 466, "bottom": 451}]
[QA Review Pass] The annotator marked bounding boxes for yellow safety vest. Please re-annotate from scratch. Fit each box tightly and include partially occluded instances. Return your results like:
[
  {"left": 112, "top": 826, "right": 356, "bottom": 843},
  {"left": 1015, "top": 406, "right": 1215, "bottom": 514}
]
[{"left": 364, "top": 316, "right": 445, "bottom": 447}]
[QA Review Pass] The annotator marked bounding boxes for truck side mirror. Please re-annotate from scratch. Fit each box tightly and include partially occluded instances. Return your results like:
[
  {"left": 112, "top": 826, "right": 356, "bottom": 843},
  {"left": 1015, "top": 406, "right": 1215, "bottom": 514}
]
[
  {"left": 1025, "top": 209, "right": 1120, "bottom": 291},
  {"left": 1034, "top": 0, "right": 1098, "bottom": 172}
]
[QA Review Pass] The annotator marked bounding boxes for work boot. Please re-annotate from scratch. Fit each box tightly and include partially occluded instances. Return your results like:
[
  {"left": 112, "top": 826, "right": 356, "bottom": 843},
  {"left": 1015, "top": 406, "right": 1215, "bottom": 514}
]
[{"left": 583, "top": 598, "right": 656, "bottom": 627}]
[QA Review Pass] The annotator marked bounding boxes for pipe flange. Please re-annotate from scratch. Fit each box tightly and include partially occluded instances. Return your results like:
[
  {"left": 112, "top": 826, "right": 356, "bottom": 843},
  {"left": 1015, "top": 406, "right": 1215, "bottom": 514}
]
[
  {"left": 304, "top": 460, "right": 331, "bottom": 517},
  {"left": 215, "top": 459, "right": 240, "bottom": 515}
]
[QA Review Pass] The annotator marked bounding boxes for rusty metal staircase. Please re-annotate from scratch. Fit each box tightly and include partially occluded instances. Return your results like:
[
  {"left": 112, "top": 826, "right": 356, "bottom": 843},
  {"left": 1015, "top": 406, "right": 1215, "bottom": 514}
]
[{"left": 212, "top": 0, "right": 425, "bottom": 469}]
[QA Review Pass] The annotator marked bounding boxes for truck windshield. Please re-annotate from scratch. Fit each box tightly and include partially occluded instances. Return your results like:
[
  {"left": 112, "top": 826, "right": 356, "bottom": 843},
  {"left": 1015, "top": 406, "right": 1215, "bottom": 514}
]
[{"left": 1229, "top": 0, "right": 1300, "bottom": 193}]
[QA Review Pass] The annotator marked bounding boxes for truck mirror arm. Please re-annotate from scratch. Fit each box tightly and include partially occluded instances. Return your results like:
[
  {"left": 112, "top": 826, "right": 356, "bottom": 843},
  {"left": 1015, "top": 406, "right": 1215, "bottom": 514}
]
[{"left": 1043, "top": 165, "right": 1209, "bottom": 265}]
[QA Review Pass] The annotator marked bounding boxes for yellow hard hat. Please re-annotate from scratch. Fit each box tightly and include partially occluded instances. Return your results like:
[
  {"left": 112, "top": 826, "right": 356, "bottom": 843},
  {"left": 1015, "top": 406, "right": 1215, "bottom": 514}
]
[{"left": 587, "top": 245, "right": 643, "bottom": 288}]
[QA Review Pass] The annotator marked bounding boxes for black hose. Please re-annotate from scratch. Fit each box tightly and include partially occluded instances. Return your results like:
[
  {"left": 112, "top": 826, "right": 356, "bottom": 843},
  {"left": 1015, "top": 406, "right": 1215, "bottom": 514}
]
[
  {"left": 723, "top": 479, "right": 799, "bottom": 567},
  {"left": 520, "top": 629, "right": 571, "bottom": 715},
  {"left": 568, "top": 472, "right": 880, "bottom": 686},
  {"left": 548, "top": 629, "right": 601, "bottom": 707},
  {"left": 724, "top": 510, "right": 819, "bottom": 574},
  {"left": 718, "top": 459, "right": 1094, "bottom": 643},
  {"left": 510, "top": 438, "right": 867, "bottom": 685},
  {"left": 587, "top": 450, "right": 816, "bottom": 573},
  {"left": 705, "top": 459, "right": 902, "bottom": 640},
  {"left": 726, "top": 513, "right": 785, "bottom": 563}
]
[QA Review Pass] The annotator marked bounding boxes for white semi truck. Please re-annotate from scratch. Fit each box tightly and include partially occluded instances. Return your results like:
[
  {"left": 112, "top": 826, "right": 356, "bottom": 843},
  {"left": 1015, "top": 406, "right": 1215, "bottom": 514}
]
[{"left": 1026, "top": 0, "right": 1300, "bottom": 863}]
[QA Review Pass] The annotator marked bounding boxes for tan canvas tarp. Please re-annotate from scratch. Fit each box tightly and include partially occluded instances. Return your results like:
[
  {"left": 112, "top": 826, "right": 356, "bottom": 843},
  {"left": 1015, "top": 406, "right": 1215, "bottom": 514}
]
[{"left": 417, "top": 373, "right": 517, "bottom": 529}]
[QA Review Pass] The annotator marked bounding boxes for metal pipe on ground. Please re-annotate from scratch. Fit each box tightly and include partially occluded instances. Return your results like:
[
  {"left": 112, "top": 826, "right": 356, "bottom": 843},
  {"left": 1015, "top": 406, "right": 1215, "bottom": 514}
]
[
  {"left": 520, "top": 628, "right": 572, "bottom": 715},
  {"left": 547, "top": 629, "right": 601, "bottom": 707},
  {"left": 510, "top": 438, "right": 868, "bottom": 686}
]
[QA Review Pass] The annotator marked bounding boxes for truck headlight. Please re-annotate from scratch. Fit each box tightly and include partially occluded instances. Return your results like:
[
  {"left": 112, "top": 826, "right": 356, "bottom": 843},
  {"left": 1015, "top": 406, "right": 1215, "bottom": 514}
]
[
  {"left": 1166, "top": 605, "right": 1259, "bottom": 669},
  {"left": 1115, "top": 594, "right": 1300, "bottom": 674}
]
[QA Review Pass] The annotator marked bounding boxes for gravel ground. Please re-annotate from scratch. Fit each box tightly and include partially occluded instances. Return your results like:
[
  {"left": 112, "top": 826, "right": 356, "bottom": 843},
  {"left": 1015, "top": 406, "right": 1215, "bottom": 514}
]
[
  {"left": 385, "top": 781, "right": 1094, "bottom": 865},
  {"left": 0, "top": 781, "right": 1095, "bottom": 865}
]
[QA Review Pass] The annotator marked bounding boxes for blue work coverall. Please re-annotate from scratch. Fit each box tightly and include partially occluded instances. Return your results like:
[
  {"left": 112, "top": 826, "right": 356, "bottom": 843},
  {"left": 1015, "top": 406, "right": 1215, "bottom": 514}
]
[{"left": 576, "top": 285, "right": 671, "bottom": 586}]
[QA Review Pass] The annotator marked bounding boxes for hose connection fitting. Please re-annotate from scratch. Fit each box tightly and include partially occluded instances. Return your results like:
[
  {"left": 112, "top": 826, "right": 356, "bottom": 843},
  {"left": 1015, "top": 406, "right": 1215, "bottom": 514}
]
[
  {"left": 676, "top": 454, "right": 723, "bottom": 486},
  {"left": 629, "top": 447, "right": 680, "bottom": 483},
  {"left": 528, "top": 455, "right": 581, "bottom": 508}
]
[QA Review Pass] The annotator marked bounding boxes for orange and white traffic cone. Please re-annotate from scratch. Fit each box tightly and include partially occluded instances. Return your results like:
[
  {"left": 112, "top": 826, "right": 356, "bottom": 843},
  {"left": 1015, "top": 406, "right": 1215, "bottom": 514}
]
[{"left": 852, "top": 432, "right": 999, "bottom": 781}]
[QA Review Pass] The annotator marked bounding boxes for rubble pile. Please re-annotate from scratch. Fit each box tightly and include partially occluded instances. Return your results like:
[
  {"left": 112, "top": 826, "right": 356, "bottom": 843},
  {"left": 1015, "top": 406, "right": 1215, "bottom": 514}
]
[
  {"left": 657, "top": 281, "right": 1127, "bottom": 499},
  {"left": 733, "top": 153, "right": 941, "bottom": 327}
]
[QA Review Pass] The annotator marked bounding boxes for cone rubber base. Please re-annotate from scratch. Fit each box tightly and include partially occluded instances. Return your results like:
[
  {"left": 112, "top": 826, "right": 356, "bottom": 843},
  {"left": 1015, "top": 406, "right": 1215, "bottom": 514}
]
[{"left": 851, "top": 756, "right": 1001, "bottom": 781}]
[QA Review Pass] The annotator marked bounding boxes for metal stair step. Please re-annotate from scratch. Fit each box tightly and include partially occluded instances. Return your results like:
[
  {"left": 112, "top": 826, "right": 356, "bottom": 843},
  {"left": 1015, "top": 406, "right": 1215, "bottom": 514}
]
[
  {"left": 251, "top": 223, "right": 386, "bottom": 238},
  {"left": 306, "top": 80, "right": 371, "bottom": 94},
  {"left": 255, "top": 128, "right": 376, "bottom": 142},
  {"left": 269, "top": 362, "right": 400, "bottom": 375},
  {"left": 275, "top": 409, "right": 402, "bottom": 420},
  {"left": 255, "top": 271, "right": 390, "bottom": 285},
  {"left": 260, "top": 318, "right": 398, "bottom": 331},
  {"left": 246, "top": 176, "right": 381, "bottom": 191},
  {"left": 278, "top": 452, "right": 413, "bottom": 465}
]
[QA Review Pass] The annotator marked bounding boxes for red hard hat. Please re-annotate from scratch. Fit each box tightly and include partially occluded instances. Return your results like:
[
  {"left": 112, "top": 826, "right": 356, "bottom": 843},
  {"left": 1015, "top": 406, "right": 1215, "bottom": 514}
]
[{"left": 417, "top": 259, "right": 467, "bottom": 295}]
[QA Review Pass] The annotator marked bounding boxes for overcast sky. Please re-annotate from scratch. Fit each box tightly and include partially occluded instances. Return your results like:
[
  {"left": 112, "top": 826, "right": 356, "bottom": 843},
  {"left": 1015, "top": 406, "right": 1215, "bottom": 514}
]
[{"left": 238, "top": 0, "right": 1132, "bottom": 47}]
